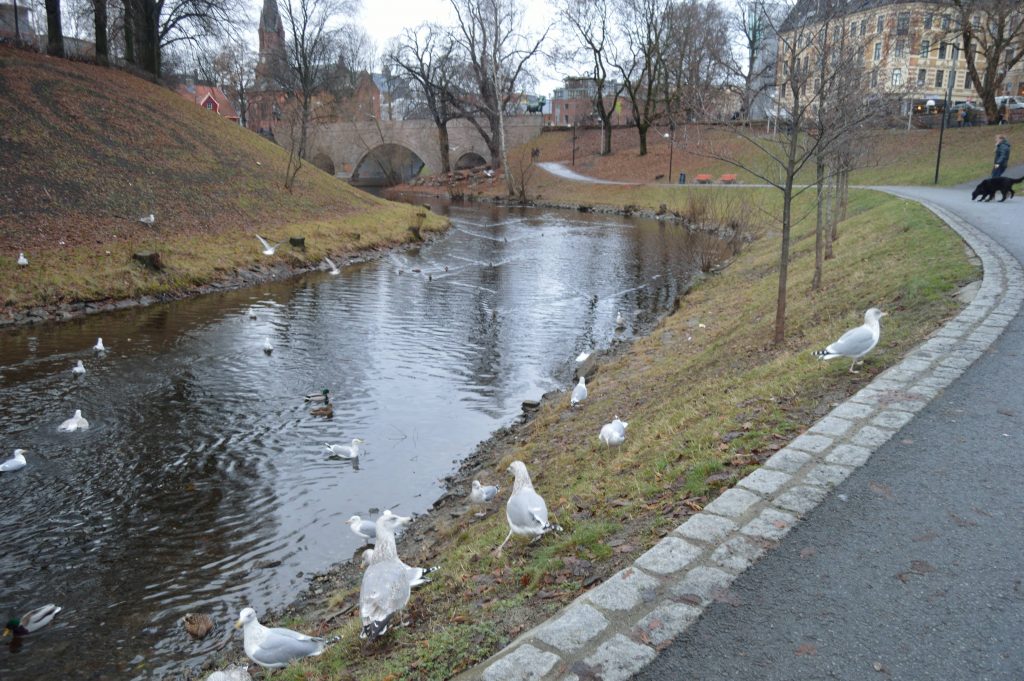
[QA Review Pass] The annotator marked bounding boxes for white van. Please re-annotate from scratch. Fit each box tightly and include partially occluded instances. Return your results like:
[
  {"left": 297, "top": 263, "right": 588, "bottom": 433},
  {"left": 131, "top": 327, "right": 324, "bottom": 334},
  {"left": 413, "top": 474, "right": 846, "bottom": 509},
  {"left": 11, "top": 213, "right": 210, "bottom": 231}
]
[{"left": 996, "top": 95, "right": 1024, "bottom": 110}]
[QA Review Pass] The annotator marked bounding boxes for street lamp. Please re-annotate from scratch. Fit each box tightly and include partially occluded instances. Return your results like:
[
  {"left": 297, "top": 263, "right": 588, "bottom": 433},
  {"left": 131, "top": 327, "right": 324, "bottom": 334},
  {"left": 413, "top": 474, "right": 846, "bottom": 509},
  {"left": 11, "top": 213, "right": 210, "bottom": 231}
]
[
  {"left": 662, "top": 124, "right": 676, "bottom": 183},
  {"left": 571, "top": 123, "right": 577, "bottom": 167},
  {"left": 933, "top": 71, "right": 955, "bottom": 185}
]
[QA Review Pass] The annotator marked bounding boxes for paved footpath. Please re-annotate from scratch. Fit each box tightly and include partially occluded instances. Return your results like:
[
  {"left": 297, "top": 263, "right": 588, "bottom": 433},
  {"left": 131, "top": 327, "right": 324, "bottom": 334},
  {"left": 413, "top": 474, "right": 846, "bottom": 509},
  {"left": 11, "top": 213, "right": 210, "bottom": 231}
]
[{"left": 462, "top": 168, "right": 1024, "bottom": 681}]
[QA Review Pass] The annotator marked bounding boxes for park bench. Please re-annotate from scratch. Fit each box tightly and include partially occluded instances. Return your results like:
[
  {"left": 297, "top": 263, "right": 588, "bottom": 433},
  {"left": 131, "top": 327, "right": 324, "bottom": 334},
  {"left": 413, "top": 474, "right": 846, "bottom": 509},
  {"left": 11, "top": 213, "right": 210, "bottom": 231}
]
[
  {"left": 719, "top": 174, "right": 737, "bottom": 184},
  {"left": 695, "top": 174, "right": 713, "bottom": 184}
]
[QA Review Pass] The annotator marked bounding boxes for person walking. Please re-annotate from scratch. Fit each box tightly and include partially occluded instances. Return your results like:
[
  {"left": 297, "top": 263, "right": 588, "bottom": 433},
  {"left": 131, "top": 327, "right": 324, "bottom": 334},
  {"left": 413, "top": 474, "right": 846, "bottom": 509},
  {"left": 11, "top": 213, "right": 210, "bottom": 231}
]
[{"left": 993, "top": 134, "right": 1011, "bottom": 178}]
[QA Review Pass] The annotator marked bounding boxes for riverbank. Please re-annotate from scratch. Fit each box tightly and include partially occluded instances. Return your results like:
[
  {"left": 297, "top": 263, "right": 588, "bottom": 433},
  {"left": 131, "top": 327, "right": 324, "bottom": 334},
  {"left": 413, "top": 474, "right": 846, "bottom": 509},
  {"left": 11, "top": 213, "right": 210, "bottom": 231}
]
[
  {"left": 0, "top": 46, "right": 447, "bottom": 325},
  {"left": 198, "top": 187, "right": 978, "bottom": 680}
]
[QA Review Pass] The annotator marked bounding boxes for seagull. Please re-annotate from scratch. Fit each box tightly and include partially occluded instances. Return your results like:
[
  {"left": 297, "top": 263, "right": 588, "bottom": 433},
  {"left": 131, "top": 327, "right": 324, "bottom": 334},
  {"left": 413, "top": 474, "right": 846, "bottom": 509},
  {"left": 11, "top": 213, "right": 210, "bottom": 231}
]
[
  {"left": 255, "top": 235, "right": 282, "bottom": 256},
  {"left": 497, "top": 461, "right": 562, "bottom": 554},
  {"left": 93, "top": 337, "right": 106, "bottom": 353},
  {"left": 139, "top": 213, "right": 155, "bottom": 225},
  {"left": 360, "top": 512, "right": 414, "bottom": 639},
  {"left": 325, "top": 438, "right": 364, "bottom": 459},
  {"left": 58, "top": 409, "right": 89, "bottom": 432},
  {"left": 347, "top": 515, "right": 377, "bottom": 543},
  {"left": 813, "top": 308, "right": 887, "bottom": 373},
  {"left": 17, "top": 252, "right": 28, "bottom": 267},
  {"left": 575, "top": 351, "right": 591, "bottom": 363},
  {"left": 263, "top": 337, "right": 273, "bottom": 355},
  {"left": 72, "top": 360, "right": 86, "bottom": 377},
  {"left": 469, "top": 480, "right": 500, "bottom": 517},
  {"left": 0, "top": 449, "right": 27, "bottom": 472},
  {"left": 324, "top": 257, "right": 340, "bottom": 275},
  {"left": 599, "top": 416, "right": 629, "bottom": 447},
  {"left": 360, "top": 546, "right": 438, "bottom": 588},
  {"left": 3, "top": 604, "right": 61, "bottom": 637},
  {"left": 234, "top": 607, "right": 334, "bottom": 669},
  {"left": 571, "top": 376, "right": 588, "bottom": 407},
  {"left": 615, "top": 312, "right": 627, "bottom": 330}
]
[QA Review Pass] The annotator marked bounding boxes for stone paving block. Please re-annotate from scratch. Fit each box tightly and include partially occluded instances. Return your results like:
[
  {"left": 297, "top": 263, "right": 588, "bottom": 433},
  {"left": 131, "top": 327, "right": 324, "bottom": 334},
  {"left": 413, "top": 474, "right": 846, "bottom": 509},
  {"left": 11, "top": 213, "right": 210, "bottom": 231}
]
[
  {"left": 668, "top": 565, "right": 736, "bottom": 604},
  {"left": 582, "top": 634, "right": 657, "bottom": 681},
  {"left": 533, "top": 604, "right": 609, "bottom": 654},
  {"left": 907, "top": 384, "right": 940, "bottom": 399},
  {"left": 849, "top": 388, "right": 884, "bottom": 406},
  {"left": 870, "top": 410, "right": 915, "bottom": 430},
  {"left": 711, "top": 535, "right": 767, "bottom": 572},
  {"left": 868, "top": 378, "right": 906, "bottom": 391},
  {"left": 918, "top": 375, "right": 953, "bottom": 389},
  {"left": 851, "top": 425, "right": 895, "bottom": 448},
  {"left": 897, "top": 358, "right": 934, "bottom": 373},
  {"left": 702, "top": 487, "right": 760, "bottom": 519},
  {"left": 931, "top": 366, "right": 964, "bottom": 380},
  {"left": 740, "top": 507, "right": 798, "bottom": 541},
  {"left": 673, "top": 513, "right": 737, "bottom": 544},
  {"left": 482, "top": 644, "right": 561, "bottom": 681},
  {"left": 583, "top": 567, "right": 661, "bottom": 612},
  {"left": 773, "top": 484, "right": 830, "bottom": 515},
  {"left": 635, "top": 602, "right": 702, "bottom": 648},
  {"left": 803, "top": 463, "right": 853, "bottom": 488},
  {"left": 633, "top": 536, "right": 702, "bottom": 576},
  {"left": 762, "top": 447, "right": 813, "bottom": 474},
  {"left": 737, "top": 468, "right": 791, "bottom": 496},
  {"left": 788, "top": 433, "right": 833, "bottom": 454},
  {"left": 825, "top": 444, "right": 872, "bottom": 467},
  {"left": 808, "top": 415, "right": 854, "bottom": 438},
  {"left": 828, "top": 401, "right": 876, "bottom": 420},
  {"left": 939, "top": 355, "right": 974, "bottom": 370}
]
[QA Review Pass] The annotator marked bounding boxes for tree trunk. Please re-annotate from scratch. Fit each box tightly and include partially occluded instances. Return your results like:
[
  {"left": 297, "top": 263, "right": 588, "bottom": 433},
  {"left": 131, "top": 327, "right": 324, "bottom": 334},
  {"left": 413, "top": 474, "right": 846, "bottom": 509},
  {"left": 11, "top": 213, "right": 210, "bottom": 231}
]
[
  {"left": 44, "top": 0, "right": 65, "bottom": 57},
  {"left": 436, "top": 122, "right": 451, "bottom": 174},
  {"left": 775, "top": 182, "right": 792, "bottom": 345},
  {"left": 601, "top": 119, "right": 612, "bottom": 155},
  {"left": 637, "top": 124, "right": 648, "bottom": 156},
  {"left": 122, "top": 0, "right": 134, "bottom": 64},
  {"left": 498, "top": 101, "right": 514, "bottom": 197},
  {"left": 93, "top": 0, "right": 108, "bottom": 66},
  {"left": 812, "top": 155, "right": 825, "bottom": 291}
]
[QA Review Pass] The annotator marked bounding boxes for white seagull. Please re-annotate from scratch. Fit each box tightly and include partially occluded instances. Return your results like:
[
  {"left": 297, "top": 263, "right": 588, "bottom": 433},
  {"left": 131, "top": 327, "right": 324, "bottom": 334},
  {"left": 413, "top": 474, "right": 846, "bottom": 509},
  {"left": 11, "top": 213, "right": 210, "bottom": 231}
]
[
  {"left": 813, "top": 308, "right": 887, "bottom": 373},
  {"left": 571, "top": 376, "right": 588, "bottom": 407},
  {"left": 0, "top": 449, "right": 27, "bottom": 472},
  {"left": 599, "top": 416, "right": 629, "bottom": 447},
  {"left": 234, "top": 607, "right": 334, "bottom": 669},
  {"left": 359, "top": 512, "right": 414, "bottom": 639},
  {"left": 58, "top": 409, "right": 89, "bottom": 432},
  {"left": 255, "top": 235, "right": 283, "bottom": 256},
  {"left": 325, "top": 438, "right": 363, "bottom": 459},
  {"left": 139, "top": 213, "right": 155, "bottom": 225},
  {"left": 360, "top": 545, "right": 438, "bottom": 589},
  {"left": 575, "top": 351, "right": 591, "bottom": 363},
  {"left": 324, "top": 257, "right": 341, "bottom": 275},
  {"left": 496, "top": 461, "right": 562, "bottom": 554},
  {"left": 469, "top": 480, "right": 500, "bottom": 517},
  {"left": 347, "top": 515, "right": 377, "bottom": 543},
  {"left": 72, "top": 360, "right": 86, "bottom": 377},
  {"left": 615, "top": 312, "right": 627, "bottom": 330},
  {"left": 17, "top": 252, "right": 28, "bottom": 267},
  {"left": 262, "top": 337, "right": 273, "bottom": 355},
  {"left": 93, "top": 337, "right": 106, "bottom": 353}
]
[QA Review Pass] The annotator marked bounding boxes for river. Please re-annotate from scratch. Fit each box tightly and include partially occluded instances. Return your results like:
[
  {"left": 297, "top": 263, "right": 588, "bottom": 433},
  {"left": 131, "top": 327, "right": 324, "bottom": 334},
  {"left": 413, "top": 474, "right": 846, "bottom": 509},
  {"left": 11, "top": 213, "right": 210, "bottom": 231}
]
[{"left": 0, "top": 200, "right": 700, "bottom": 679}]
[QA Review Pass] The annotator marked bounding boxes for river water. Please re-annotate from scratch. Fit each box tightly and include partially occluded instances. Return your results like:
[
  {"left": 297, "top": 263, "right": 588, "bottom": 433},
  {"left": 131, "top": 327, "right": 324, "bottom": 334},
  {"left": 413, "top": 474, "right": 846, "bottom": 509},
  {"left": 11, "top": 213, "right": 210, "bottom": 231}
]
[{"left": 0, "top": 201, "right": 699, "bottom": 679}]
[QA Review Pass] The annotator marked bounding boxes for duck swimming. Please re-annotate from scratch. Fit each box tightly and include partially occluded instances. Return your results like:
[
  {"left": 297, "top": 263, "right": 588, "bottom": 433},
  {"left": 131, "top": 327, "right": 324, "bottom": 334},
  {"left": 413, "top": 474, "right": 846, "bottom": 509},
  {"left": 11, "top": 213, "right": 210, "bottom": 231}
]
[
  {"left": 3, "top": 604, "right": 62, "bottom": 637},
  {"left": 310, "top": 394, "right": 333, "bottom": 417}
]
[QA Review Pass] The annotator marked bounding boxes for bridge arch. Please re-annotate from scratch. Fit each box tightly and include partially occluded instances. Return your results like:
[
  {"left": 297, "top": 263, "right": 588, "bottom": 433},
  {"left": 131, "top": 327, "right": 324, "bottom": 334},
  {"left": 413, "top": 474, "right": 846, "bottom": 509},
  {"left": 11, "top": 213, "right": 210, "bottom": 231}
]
[
  {"left": 454, "top": 152, "right": 488, "bottom": 170},
  {"left": 351, "top": 143, "right": 426, "bottom": 187},
  {"left": 310, "top": 151, "right": 336, "bottom": 176}
]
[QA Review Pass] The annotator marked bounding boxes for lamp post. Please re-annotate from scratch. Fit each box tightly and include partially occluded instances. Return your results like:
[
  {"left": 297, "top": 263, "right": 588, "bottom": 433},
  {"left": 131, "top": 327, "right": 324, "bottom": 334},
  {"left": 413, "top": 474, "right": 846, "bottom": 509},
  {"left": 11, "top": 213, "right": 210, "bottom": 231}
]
[
  {"left": 933, "top": 70, "right": 955, "bottom": 185},
  {"left": 662, "top": 123, "right": 675, "bottom": 183},
  {"left": 571, "top": 123, "right": 577, "bottom": 167}
]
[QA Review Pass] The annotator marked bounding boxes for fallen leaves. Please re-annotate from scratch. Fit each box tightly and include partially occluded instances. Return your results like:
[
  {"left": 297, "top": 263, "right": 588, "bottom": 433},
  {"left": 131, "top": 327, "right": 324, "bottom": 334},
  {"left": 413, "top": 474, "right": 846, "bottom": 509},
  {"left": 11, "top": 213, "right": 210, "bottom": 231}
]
[{"left": 795, "top": 642, "right": 817, "bottom": 656}]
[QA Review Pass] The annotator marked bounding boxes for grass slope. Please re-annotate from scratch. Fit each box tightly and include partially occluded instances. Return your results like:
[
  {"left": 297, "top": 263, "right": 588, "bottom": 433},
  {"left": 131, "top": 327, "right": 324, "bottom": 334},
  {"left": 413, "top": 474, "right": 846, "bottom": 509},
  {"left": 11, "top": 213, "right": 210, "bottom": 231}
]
[
  {"left": 266, "top": 187, "right": 977, "bottom": 680},
  {"left": 0, "top": 46, "right": 444, "bottom": 310}
]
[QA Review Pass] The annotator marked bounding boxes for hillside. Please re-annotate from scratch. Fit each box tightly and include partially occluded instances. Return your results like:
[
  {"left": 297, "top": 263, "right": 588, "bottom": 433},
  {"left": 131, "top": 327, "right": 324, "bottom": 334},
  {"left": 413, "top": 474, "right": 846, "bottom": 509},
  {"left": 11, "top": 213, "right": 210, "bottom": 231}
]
[{"left": 0, "top": 46, "right": 443, "bottom": 314}]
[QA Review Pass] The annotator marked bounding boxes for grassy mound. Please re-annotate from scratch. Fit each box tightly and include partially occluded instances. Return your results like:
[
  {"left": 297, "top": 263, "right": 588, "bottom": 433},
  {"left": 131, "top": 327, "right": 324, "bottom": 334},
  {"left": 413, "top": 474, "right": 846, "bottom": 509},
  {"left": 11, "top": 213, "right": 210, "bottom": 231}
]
[{"left": 0, "top": 46, "right": 444, "bottom": 311}]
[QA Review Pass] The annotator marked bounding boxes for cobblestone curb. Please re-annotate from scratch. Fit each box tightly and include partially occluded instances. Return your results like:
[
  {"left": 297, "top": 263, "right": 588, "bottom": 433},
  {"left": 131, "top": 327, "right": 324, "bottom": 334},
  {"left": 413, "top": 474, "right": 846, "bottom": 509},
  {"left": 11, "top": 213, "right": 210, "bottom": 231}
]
[{"left": 458, "top": 196, "right": 1023, "bottom": 680}]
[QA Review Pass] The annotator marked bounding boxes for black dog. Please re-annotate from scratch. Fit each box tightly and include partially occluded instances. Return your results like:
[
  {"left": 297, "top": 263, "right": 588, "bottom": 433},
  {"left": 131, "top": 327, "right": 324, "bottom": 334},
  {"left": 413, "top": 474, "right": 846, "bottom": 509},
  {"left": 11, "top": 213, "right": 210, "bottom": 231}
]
[{"left": 972, "top": 176, "right": 1024, "bottom": 202}]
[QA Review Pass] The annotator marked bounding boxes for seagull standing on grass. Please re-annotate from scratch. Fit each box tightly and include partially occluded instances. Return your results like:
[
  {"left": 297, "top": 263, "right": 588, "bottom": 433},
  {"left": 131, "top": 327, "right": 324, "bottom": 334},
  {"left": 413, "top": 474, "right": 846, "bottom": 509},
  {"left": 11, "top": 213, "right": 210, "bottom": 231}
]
[
  {"left": 139, "top": 214, "right": 155, "bottom": 225},
  {"left": 496, "top": 461, "right": 562, "bottom": 554},
  {"left": 359, "top": 541, "right": 438, "bottom": 589},
  {"left": 324, "top": 257, "right": 341, "bottom": 275},
  {"left": 813, "top": 308, "right": 887, "bottom": 373},
  {"left": 17, "top": 253, "right": 28, "bottom": 267},
  {"left": 599, "top": 416, "right": 628, "bottom": 447},
  {"left": 255, "top": 235, "right": 282, "bottom": 256},
  {"left": 0, "top": 449, "right": 27, "bottom": 472},
  {"left": 571, "top": 376, "right": 588, "bottom": 407},
  {"left": 234, "top": 607, "right": 336, "bottom": 669},
  {"left": 360, "top": 512, "right": 415, "bottom": 640},
  {"left": 469, "top": 480, "right": 500, "bottom": 516},
  {"left": 325, "top": 439, "right": 363, "bottom": 459}
]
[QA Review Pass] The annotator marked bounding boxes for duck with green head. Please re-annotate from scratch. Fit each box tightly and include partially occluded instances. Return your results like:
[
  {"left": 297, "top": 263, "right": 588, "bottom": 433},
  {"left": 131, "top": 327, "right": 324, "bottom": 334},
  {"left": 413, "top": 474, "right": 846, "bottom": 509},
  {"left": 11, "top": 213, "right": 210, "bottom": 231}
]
[
  {"left": 304, "top": 387, "right": 330, "bottom": 404},
  {"left": 4, "top": 604, "right": 62, "bottom": 637}
]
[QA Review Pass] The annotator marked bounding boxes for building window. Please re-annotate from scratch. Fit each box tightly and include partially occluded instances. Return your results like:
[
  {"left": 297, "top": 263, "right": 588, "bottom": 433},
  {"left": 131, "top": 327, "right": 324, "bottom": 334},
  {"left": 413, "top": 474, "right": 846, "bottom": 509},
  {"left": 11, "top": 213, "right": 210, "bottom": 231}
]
[
  {"left": 874, "top": 42, "right": 882, "bottom": 60},
  {"left": 895, "top": 39, "right": 906, "bottom": 58},
  {"left": 897, "top": 12, "right": 910, "bottom": 34},
  {"left": 892, "top": 69, "right": 902, "bottom": 86},
  {"left": 850, "top": 22, "right": 857, "bottom": 36},
  {"left": 951, "top": 46, "right": 959, "bottom": 62},
  {"left": 965, "top": 72, "right": 972, "bottom": 89},
  {"left": 941, "top": 14, "right": 949, "bottom": 30},
  {"left": 1007, "top": 48, "right": 1015, "bottom": 65},
  {"left": 205, "top": 101, "right": 214, "bottom": 110},
  {"left": 877, "top": 15, "right": 884, "bottom": 33},
  {"left": 935, "top": 69, "right": 944, "bottom": 88},
  {"left": 924, "top": 13, "right": 933, "bottom": 29},
  {"left": 920, "top": 39, "right": 930, "bottom": 58},
  {"left": 917, "top": 68, "right": 927, "bottom": 86},
  {"left": 871, "top": 69, "right": 879, "bottom": 87},
  {"left": 860, "top": 18, "right": 867, "bottom": 34},
  {"left": 938, "top": 42, "right": 947, "bottom": 59}
]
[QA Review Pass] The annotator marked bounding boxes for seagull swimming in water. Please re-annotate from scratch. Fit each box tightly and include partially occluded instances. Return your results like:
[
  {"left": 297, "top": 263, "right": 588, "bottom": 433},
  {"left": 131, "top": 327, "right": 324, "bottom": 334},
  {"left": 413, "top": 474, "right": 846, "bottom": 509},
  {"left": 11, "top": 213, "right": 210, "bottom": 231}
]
[
  {"left": 58, "top": 409, "right": 89, "bottom": 432},
  {"left": 139, "top": 214, "right": 155, "bottom": 225},
  {"left": 93, "top": 338, "right": 106, "bottom": 353},
  {"left": 255, "top": 235, "right": 282, "bottom": 256},
  {"left": 615, "top": 312, "right": 627, "bottom": 330},
  {"left": 262, "top": 337, "right": 273, "bottom": 355},
  {"left": 496, "top": 461, "right": 562, "bottom": 554},
  {"left": 324, "top": 257, "right": 341, "bottom": 275},
  {"left": 325, "top": 439, "right": 364, "bottom": 459},
  {"left": 0, "top": 449, "right": 27, "bottom": 472},
  {"left": 599, "top": 416, "right": 629, "bottom": 447},
  {"left": 571, "top": 376, "right": 588, "bottom": 407},
  {"left": 72, "top": 360, "right": 86, "bottom": 377},
  {"left": 17, "top": 252, "right": 28, "bottom": 267},
  {"left": 234, "top": 607, "right": 335, "bottom": 669},
  {"left": 813, "top": 308, "right": 887, "bottom": 373}
]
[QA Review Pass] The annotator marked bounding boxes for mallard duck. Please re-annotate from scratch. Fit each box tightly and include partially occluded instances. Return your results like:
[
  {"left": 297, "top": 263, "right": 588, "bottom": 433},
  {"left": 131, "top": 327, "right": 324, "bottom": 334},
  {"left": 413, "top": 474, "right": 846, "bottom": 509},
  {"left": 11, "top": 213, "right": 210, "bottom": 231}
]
[
  {"left": 181, "top": 612, "right": 214, "bottom": 640},
  {"left": 3, "top": 604, "right": 62, "bottom": 637},
  {"left": 305, "top": 388, "right": 330, "bottom": 403},
  {"left": 310, "top": 396, "right": 333, "bottom": 417}
]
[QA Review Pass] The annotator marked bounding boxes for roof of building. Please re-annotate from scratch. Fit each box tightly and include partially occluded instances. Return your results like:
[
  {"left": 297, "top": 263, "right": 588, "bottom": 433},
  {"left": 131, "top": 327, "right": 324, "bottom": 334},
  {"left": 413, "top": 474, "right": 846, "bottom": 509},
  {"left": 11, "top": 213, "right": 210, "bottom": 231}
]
[
  {"left": 780, "top": 0, "right": 946, "bottom": 32},
  {"left": 175, "top": 84, "right": 239, "bottom": 120}
]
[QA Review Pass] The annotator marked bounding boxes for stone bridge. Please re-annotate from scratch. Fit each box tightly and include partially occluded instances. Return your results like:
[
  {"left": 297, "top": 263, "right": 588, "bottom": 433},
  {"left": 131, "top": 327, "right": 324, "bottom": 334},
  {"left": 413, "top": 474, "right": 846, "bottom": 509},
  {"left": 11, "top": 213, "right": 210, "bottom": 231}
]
[{"left": 301, "top": 115, "right": 545, "bottom": 183}]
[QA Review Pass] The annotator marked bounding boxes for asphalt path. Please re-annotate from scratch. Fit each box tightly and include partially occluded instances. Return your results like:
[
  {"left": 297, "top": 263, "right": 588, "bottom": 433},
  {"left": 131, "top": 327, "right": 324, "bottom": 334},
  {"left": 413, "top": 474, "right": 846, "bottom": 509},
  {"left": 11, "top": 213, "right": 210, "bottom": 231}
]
[{"left": 635, "top": 166, "right": 1024, "bottom": 681}]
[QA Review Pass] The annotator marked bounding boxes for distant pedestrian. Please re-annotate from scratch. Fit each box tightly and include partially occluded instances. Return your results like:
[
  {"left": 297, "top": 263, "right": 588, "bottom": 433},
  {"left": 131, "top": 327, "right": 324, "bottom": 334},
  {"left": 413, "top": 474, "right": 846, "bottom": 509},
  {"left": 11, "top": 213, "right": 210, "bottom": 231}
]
[
  {"left": 992, "top": 134, "right": 1011, "bottom": 178},
  {"left": 998, "top": 103, "right": 1007, "bottom": 125},
  {"left": 956, "top": 108, "right": 965, "bottom": 128}
]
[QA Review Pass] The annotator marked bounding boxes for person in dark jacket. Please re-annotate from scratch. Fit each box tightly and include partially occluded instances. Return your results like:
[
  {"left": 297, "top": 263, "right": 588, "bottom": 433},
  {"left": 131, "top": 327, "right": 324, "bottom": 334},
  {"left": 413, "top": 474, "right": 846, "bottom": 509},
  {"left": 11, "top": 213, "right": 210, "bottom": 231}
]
[{"left": 993, "top": 135, "right": 1011, "bottom": 178}]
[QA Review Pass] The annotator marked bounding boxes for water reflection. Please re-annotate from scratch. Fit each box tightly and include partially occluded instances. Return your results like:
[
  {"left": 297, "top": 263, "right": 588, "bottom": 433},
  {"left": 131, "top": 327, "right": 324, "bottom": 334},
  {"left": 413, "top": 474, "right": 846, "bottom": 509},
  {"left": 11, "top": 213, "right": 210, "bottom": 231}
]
[{"left": 0, "top": 203, "right": 698, "bottom": 678}]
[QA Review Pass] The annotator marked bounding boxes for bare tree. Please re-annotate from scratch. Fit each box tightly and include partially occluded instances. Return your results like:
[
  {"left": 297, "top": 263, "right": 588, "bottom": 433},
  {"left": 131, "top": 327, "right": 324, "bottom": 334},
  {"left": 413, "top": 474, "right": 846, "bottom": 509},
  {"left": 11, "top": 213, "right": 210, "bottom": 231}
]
[
  {"left": 94, "top": 0, "right": 109, "bottom": 64},
  {"left": 448, "top": 0, "right": 547, "bottom": 196},
  {"left": 614, "top": 0, "right": 669, "bottom": 156},
  {"left": 212, "top": 40, "right": 255, "bottom": 126},
  {"left": 948, "top": 0, "right": 1024, "bottom": 122},
  {"left": 387, "top": 24, "right": 462, "bottom": 174},
  {"left": 660, "top": 0, "right": 732, "bottom": 123},
  {"left": 557, "top": 0, "right": 624, "bottom": 155},
  {"left": 44, "top": 0, "right": 65, "bottom": 56},
  {"left": 727, "top": 0, "right": 780, "bottom": 122}
]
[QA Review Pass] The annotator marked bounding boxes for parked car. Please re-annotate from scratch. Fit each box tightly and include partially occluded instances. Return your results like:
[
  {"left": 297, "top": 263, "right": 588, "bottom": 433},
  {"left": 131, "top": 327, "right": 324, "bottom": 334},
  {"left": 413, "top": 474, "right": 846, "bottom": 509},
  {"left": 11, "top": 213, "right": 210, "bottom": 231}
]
[{"left": 996, "top": 95, "right": 1024, "bottom": 110}]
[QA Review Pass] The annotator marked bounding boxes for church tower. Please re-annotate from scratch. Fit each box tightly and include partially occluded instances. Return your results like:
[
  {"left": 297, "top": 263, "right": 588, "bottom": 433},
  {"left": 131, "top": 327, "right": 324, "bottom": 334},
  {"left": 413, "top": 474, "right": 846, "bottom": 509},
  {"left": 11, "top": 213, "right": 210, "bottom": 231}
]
[{"left": 255, "top": 0, "right": 287, "bottom": 88}]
